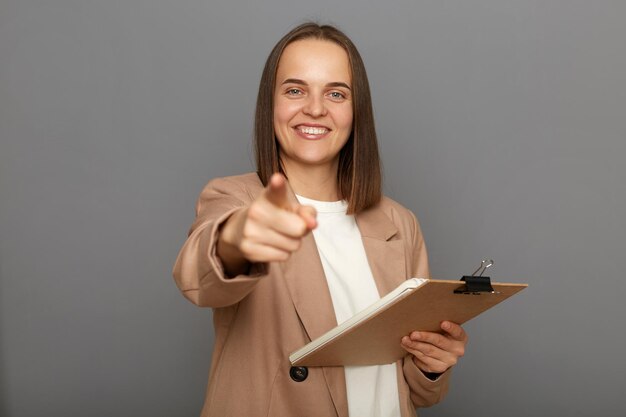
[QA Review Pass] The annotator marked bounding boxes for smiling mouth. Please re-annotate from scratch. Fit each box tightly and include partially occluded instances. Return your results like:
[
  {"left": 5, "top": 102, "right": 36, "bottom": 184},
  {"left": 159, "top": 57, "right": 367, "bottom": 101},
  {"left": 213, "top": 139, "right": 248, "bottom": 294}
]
[{"left": 296, "top": 125, "right": 330, "bottom": 135}]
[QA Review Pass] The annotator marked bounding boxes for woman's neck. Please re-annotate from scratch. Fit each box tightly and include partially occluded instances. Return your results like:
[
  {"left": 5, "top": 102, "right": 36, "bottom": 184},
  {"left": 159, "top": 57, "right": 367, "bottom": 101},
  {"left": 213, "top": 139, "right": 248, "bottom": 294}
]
[{"left": 281, "top": 160, "right": 340, "bottom": 202}]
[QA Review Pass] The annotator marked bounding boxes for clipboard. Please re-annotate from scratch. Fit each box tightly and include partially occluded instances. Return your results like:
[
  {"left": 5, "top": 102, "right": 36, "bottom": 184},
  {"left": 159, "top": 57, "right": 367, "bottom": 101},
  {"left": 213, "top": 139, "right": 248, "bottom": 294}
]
[{"left": 289, "top": 275, "right": 527, "bottom": 367}]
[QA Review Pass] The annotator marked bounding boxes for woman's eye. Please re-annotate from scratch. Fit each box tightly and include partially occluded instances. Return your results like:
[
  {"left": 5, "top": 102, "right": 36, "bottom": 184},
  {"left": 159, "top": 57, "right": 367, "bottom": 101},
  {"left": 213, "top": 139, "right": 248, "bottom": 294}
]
[
  {"left": 328, "top": 91, "right": 346, "bottom": 100},
  {"left": 286, "top": 88, "right": 302, "bottom": 96}
]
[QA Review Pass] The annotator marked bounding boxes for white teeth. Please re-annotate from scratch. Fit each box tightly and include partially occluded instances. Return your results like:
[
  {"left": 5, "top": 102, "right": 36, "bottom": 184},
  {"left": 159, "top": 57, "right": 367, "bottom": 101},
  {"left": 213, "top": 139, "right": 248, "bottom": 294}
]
[{"left": 299, "top": 126, "right": 328, "bottom": 135}]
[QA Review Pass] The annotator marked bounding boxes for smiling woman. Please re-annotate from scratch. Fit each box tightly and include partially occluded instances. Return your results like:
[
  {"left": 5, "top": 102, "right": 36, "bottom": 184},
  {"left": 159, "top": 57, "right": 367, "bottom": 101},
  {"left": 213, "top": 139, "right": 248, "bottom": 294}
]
[
  {"left": 273, "top": 38, "right": 354, "bottom": 198},
  {"left": 173, "top": 22, "right": 467, "bottom": 417},
  {"left": 254, "top": 23, "right": 382, "bottom": 215}
]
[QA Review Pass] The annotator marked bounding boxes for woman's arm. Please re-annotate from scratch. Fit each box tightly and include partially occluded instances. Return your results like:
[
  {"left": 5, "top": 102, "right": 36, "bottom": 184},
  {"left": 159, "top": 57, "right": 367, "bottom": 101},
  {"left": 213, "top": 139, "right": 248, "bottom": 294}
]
[
  {"left": 172, "top": 174, "right": 316, "bottom": 308},
  {"left": 172, "top": 177, "right": 265, "bottom": 307}
]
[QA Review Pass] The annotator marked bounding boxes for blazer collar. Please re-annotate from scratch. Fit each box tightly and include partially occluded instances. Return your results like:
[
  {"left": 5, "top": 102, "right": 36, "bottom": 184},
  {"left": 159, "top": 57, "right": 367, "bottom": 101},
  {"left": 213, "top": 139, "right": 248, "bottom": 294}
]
[
  {"left": 355, "top": 202, "right": 399, "bottom": 241},
  {"left": 356, "top": 204, "right": 407, "bottom": 299}
]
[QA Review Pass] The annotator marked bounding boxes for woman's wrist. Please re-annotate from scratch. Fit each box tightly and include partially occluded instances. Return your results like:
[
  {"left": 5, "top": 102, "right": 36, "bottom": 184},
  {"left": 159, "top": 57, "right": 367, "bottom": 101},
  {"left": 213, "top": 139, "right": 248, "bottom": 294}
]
[{"left": 216, "top": 208, "right": 250, "bottom": 277}]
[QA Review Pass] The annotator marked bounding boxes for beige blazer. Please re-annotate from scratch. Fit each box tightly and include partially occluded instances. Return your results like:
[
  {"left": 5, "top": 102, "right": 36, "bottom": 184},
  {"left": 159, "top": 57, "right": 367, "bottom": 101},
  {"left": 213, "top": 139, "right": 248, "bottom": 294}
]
[{"left": 173, "top": 173, "right": 451, "bottom": 417}]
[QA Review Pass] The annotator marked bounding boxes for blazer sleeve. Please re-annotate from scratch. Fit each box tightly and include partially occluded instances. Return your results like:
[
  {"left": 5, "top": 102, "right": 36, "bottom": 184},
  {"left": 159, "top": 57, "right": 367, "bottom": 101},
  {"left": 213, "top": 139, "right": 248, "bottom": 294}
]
[
  {"left": 172, "top": 177, "right": 268, "bottom": 308},
  {"left": 401, "top": 209, "right": 452, "bottom": 407}
]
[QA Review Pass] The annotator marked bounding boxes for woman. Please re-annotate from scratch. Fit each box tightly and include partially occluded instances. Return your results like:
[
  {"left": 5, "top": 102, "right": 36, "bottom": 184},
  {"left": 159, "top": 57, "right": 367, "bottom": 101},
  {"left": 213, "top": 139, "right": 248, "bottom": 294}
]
[{"left": 173, "top": 23, "right": 467, "bottom": 417}]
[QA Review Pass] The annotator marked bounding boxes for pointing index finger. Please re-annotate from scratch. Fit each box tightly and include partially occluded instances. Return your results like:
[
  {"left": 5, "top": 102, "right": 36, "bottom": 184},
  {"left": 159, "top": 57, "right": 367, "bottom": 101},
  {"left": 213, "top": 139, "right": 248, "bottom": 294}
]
[{"left": 264, "top": 173, "right": 291, "bottom": 210}]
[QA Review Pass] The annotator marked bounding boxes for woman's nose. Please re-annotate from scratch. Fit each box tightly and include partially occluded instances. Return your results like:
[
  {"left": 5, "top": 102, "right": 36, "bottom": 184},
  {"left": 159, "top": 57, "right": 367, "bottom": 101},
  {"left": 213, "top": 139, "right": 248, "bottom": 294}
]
[{"left": 302, "top": 94, "right": 327, "bottom": 118}]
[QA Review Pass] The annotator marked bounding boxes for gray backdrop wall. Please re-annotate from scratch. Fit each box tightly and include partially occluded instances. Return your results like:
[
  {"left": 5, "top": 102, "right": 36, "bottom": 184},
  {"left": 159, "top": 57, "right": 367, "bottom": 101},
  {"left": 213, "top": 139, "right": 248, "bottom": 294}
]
[{"left": 1, "top": 1, "right": 625, "bottom": 416}]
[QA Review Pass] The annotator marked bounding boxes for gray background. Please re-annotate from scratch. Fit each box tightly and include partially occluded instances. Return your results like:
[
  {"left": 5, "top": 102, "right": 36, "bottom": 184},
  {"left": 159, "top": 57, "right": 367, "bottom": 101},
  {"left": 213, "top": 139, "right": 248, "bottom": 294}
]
[{"left": 1, "top": 0, "right": 625, "bottom": 416}]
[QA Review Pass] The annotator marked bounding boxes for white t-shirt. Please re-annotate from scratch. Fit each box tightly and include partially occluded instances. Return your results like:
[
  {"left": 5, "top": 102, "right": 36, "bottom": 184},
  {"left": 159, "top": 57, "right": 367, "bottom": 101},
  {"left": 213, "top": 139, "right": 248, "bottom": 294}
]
[{"left": 296, "top": 195, "right": 401, "bottom": 417}]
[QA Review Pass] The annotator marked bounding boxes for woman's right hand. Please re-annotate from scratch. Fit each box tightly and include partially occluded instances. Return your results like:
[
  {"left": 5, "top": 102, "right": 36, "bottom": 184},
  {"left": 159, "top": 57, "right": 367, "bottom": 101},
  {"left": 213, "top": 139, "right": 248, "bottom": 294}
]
[{"left": 216, "top": 173, "right": 317, "bottom": 276}]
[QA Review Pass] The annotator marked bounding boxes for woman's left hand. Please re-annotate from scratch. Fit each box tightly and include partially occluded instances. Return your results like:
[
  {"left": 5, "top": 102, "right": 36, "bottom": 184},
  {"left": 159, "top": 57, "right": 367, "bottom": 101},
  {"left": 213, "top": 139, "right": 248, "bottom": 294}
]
[{"left": 401, "top": 321, "right": 468, "bottom": 374}]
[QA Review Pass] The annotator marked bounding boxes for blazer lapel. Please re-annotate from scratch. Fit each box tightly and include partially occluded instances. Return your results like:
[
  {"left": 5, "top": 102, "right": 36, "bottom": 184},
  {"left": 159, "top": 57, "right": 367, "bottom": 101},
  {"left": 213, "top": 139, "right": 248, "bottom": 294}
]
[
  {"left": 279, "top": 179, "right": 338, "bottom": 341},
  {"left": 279, "top": 213, "right": 350, "bottom": 417},
  {"left": 356, "top": 206, "right": 407, "bottom": 296},
  {"left": 280, "top": 231, "right": 337, "bottom": 341},
  {"left": 280, "top": 198, "right": 408, "bottom": 336},
  {"left": 244, "top": 173, "right": 349, "bottom": 416}
]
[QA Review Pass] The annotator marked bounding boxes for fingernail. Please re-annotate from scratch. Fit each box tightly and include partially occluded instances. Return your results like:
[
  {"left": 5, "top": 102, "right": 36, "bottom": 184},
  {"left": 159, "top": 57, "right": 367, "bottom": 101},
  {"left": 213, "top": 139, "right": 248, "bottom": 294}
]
[
  {"left": 411, "top": 331, "right": 421, "bottom": 340},
  {"left": 442, "top": 322, "right": 450, "bottom": 330}
]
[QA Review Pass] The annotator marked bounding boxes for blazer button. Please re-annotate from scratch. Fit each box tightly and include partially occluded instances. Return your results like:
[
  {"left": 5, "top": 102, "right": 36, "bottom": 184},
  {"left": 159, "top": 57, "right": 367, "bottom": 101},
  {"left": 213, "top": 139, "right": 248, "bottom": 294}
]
[{"left": 289, "top": 366, "right": 308, "bottom": 382}]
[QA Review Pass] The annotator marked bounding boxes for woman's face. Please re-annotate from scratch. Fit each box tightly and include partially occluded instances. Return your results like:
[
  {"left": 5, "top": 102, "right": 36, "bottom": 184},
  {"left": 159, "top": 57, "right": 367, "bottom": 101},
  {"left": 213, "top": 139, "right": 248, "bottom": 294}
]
[{"left": 273, "top": 38, "right": 353, "bottom": 175}]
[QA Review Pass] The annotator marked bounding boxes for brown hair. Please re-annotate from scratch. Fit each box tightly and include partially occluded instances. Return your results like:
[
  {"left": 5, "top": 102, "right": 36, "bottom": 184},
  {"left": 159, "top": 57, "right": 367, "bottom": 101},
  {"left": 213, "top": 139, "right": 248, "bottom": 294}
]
[{"left": 254, "top": 22, "right": 382, "bottom": 214}]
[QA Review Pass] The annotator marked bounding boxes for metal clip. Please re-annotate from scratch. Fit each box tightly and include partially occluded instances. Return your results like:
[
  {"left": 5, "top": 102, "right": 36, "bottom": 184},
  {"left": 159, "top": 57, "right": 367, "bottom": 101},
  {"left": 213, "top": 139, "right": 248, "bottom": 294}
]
[
  {"left": 471, "top": 259, "right": 494, "bottom": 277},
  {"left": 455, "top": 259, "right": 495, "bottom": 294}
]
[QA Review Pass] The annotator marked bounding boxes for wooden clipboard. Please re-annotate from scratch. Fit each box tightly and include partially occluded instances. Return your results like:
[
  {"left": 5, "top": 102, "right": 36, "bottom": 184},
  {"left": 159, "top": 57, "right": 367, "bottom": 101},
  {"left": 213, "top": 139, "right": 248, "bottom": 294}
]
[{"left": 289, "top": 278, "right": 527, "bottom": 367}]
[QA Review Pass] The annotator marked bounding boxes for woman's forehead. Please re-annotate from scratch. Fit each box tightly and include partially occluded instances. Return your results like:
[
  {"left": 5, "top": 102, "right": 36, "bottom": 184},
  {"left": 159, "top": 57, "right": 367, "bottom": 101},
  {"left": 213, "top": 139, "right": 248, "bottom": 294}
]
[{"left": 276, "top": 39, "right": 351, "bottom": 85}]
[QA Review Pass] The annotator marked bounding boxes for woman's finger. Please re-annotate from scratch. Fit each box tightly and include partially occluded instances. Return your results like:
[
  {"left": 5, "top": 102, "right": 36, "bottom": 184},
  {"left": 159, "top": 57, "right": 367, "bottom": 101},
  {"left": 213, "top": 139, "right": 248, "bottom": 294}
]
[
  {"left": 402, "top": 338, "right": 446, "bottom": 361},
  {"left": 248, "top": 199, "right": 309, "bottom": 238},
  {"left": 441, "top": 321, "right": 467, "bottom": 342},
  {"left": 410, "top": 355, "right": 450, "bottom": 374},
  {"left": 407, "top": 330, "right": 466, "bottom": 358},
  {"left": 296, "top": 204, "right": 317, "bottom": 229},
  {"left": 401, "top": 336, "right": 462, "bottom": 364},
  {"left": 239, "top": 240, "right": 291, "bottom": 263},
  {"left": 263, "top": 173, "right": 292, "bottom": 210},
  {"left": 401, "top": 337, "right": 458, "bottom": 372},
  {"left": 244, "top": 222, "right": 303, "bottom": 253}
]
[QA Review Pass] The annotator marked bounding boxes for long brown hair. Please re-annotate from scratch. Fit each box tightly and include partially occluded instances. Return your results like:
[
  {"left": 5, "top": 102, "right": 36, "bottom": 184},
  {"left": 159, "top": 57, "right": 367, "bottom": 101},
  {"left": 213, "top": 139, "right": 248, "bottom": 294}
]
[{"left": 254, "top": 22, "right": 382, "bottom": 214}]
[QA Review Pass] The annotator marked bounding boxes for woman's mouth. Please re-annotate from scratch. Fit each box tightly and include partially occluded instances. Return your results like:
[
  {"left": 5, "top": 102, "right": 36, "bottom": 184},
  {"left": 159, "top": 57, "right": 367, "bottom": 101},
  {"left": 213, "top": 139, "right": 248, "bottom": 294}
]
[{"left": 294, "top": 125, "right": 330, "bottom": 140}]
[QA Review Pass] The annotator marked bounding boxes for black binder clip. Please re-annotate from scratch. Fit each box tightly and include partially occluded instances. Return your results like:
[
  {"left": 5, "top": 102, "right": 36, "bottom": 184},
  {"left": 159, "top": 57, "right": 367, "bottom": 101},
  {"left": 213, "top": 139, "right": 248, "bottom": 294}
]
[{"left": 455, "top": 259, "right": 495, "bottom": 294}]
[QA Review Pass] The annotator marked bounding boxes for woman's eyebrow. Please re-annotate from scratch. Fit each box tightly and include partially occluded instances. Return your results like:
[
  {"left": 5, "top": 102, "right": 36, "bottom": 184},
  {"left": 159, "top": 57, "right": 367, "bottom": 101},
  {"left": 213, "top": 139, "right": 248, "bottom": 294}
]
[
  {"left": 281, "top": 78, "right": 351, "bottom": 90},
  {"left": 281, "top": 78, "right": 307, "bottom": 86},
  {"left": 326, "top": 81, "right": 351, "bottom": 90}
]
